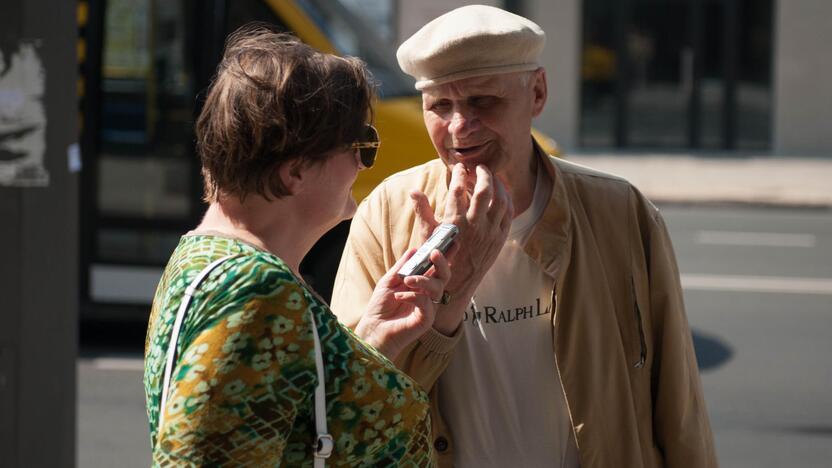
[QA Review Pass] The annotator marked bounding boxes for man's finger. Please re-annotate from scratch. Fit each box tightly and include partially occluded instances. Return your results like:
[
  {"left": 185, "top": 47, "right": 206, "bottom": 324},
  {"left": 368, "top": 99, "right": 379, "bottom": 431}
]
[
  {"left": 468, "top": 165, "right": 494, "bottom": 223},
  {"left": 428, "top": 249, "right": 452, "bottom": 284},
  {"left": 410, "top": 190, "right": 439, "bottom": 241},
  {"left": 444, "top": 163, "right": 470, "bottom": 219}
]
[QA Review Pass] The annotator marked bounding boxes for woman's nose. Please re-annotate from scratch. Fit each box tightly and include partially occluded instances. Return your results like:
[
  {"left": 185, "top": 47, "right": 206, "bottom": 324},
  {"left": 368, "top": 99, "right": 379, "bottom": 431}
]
[{"left": 354, "top": 148, "right": 367, "bottom": 170}]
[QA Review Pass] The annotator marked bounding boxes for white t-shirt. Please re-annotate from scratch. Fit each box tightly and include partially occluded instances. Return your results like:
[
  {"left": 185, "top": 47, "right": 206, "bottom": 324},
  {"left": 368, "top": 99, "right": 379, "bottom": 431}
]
[{"left": 437, "top": 166, "right": 579, "bottom": 468}]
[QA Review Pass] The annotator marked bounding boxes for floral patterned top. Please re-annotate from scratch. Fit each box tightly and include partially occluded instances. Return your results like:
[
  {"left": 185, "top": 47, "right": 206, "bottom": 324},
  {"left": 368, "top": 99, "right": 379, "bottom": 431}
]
[{"left": 143, "top": 234, "right": 434, "bottom": 467}]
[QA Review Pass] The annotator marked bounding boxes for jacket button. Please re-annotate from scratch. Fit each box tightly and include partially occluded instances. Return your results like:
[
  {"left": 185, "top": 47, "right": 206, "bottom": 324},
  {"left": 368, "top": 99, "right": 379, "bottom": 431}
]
[{"left": 434, "top": 436, "right": 449, "bottom": 452}]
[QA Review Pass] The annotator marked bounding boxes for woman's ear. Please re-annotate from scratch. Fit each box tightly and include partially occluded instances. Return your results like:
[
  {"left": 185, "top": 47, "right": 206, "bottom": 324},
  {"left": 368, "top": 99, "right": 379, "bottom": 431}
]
[{"left": 276, "top": 158, "right": 306, "bottom": 195}]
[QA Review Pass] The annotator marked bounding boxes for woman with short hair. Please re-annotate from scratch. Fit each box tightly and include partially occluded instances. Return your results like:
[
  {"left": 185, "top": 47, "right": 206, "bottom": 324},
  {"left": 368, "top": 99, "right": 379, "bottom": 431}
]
[{"left": 143, "top": 24, "right": 447, "bottom": 466}]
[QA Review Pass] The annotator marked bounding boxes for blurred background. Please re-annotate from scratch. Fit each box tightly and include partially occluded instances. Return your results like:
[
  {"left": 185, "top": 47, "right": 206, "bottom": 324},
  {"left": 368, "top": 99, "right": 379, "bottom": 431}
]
[{"left": 1, "top": 0, "right": 830, "bottom": 467}]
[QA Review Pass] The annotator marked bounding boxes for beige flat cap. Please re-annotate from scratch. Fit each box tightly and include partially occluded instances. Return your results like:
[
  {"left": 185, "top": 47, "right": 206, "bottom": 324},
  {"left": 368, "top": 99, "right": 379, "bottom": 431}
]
[{"left": 397, "top": 4, "right": 545, "bottom": 90}]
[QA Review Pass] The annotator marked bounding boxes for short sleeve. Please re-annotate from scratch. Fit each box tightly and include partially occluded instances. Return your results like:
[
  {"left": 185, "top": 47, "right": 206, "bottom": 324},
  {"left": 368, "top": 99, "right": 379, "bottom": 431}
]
[{"left": 153, "top": 277, "right": 318, "bottom": 466}]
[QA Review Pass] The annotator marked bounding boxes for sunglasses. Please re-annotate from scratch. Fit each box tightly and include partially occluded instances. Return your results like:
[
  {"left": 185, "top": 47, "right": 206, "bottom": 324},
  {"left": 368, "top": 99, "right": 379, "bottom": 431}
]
[{"left": 350, "top": 124, "right": 380, "bottom": 168}]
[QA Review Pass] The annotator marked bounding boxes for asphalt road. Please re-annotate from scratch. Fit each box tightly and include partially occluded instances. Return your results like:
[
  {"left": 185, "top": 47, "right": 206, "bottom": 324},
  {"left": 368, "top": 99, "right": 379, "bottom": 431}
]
[
  {"left": 662, "top": 205, "right": 832, "bottom": 468},
  {"left": 77, "top": 204, "right": 832, "bottom": 467}
]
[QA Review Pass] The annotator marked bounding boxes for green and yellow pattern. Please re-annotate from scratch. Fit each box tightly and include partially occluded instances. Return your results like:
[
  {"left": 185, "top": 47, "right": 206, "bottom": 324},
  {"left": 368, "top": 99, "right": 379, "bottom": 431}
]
[{"left": 144, "top": 235, "right": 433, "bottom": 466}]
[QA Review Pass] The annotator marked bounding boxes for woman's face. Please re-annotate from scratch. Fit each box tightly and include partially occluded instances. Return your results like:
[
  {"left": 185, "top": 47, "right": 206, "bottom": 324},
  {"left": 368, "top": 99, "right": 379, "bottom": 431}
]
[{"left": 301, "top": 146, "right": 364, "bottom": 231}]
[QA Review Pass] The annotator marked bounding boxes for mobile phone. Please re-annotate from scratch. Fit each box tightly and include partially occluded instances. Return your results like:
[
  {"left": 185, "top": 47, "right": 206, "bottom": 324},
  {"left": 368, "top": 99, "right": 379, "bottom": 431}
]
[{"left": 397, "top": 223, "right": 459, "bottom": 277}]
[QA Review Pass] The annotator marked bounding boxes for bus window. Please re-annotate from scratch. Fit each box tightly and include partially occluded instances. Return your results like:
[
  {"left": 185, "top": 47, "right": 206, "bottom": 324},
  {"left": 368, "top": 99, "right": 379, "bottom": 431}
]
[
  {"left": 87, "top": 0, "right": 198, "bottom": 310},
  {"left": 98, "top": 0, "right": 195, "bottom": 222},
  {"left": 295, "top": 0, "right": 415, "bottom": 97}
]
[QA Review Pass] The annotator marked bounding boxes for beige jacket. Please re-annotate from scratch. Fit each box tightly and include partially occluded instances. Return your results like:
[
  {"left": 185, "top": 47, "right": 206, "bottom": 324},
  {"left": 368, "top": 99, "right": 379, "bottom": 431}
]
[{"left": 331, "top": 152, "right": 717, "bottom": 468}]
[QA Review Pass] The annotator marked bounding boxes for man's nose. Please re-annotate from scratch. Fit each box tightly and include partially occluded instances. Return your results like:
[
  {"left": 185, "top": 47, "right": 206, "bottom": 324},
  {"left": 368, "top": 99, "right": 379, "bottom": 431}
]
[{"left": 448, "top": 108, "right": 478, "bottom": 137}]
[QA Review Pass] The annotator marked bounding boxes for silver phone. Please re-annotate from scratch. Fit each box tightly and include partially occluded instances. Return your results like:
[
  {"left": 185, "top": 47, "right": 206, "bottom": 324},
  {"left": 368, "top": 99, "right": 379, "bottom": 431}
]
[{"left": 397, "top": 223, "right": 459, "bottom": 277}]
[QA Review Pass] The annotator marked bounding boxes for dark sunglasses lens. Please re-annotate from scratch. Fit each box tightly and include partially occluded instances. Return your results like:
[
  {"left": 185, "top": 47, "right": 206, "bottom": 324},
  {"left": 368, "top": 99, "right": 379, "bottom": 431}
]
[
  {"left": 360, "top": 147, "right": 376, "bottom": 168},
  {"left": 360, "top": 126, "right": 379, "bottom": 168}
]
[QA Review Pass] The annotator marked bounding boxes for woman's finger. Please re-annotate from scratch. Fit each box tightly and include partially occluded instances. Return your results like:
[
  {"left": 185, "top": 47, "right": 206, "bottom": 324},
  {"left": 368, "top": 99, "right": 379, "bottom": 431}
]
[
  {"left": 393, "top": 290, "right": 427, "bottom": 302},
  {"left": 393, "top": 294, "right": 433, "bottom": 328},
  {"left": 380, "top": 248, "right": 418, "bottom": 285},
  {"left": 394, "top": 293, "right": 434, "bottom": 320},
  {"left": 403, "top": 275, "right": 445, "bottom": 302}
]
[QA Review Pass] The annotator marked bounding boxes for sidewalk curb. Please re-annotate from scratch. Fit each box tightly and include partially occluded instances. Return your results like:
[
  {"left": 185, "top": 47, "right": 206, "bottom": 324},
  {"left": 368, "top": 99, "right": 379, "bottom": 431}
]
[
  {"left": 567, "top": 154, "right": 832, "bottom": 209},
  {"left": 651, "top": 199, "right": 832, "bottom": 211}
]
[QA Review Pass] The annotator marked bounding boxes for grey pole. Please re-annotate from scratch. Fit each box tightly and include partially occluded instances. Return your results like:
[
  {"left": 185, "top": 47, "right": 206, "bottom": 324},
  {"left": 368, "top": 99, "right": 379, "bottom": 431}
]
[{"left": 0, "top": 0, "right": 79, "bottom": 466}]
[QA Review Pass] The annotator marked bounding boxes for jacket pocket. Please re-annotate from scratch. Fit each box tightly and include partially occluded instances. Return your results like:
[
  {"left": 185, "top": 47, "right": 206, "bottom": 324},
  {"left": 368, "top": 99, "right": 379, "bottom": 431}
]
[{"left": 631, "top": 278, "right": 648, "bottom": 369}]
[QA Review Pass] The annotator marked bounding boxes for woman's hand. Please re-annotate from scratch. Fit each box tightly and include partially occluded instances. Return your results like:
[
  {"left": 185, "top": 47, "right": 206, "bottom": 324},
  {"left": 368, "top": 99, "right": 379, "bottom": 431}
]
[{"left": 355, "top": 248, "right": 451, "bottom": 360}]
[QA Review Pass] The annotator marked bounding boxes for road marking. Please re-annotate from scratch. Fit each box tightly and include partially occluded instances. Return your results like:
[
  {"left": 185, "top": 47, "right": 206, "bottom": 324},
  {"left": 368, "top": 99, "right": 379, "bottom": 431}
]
[
  {"left": 695, "top": 230, "right": 816, "bottom": 248},
  {"left": 82, "top": 357, "right": 144, "bottom": 371},
  {"left": 682, "top": 274, "right": 832, "bottom": 295}
]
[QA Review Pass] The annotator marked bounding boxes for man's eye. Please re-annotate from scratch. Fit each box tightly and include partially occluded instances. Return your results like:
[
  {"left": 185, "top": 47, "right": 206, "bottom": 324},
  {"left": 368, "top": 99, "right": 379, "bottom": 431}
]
[
  {"left": 430, "top": 101, "right": 451, "bottom": 112},
  {"left": 470, "top": 96, "right": 496, "bottom": 108}
]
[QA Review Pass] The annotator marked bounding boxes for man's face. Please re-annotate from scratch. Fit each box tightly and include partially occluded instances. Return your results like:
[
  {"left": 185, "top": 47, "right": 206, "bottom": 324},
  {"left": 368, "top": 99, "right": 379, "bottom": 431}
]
[{"left": 421, "top": 70, "right": 546, "bottom": 178}]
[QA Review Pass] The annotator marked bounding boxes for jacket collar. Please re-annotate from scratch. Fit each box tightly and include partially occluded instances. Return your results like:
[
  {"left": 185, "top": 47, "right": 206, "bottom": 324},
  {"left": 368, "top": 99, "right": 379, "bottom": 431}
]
[{"left": 523, "top": 141, "right": 572, "bottom": 279}]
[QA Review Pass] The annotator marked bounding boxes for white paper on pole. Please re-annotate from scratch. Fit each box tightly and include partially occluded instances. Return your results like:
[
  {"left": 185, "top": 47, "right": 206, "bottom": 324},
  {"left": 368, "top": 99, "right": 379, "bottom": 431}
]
[{"left": 0, "top": 40, "right": 49, "bottom": 187}]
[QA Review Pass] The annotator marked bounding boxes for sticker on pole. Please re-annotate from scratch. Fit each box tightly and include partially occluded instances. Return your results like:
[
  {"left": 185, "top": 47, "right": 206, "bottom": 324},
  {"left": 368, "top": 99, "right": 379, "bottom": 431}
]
[{"left": 0, "top": 40, "right": 49, "bottom": 187}]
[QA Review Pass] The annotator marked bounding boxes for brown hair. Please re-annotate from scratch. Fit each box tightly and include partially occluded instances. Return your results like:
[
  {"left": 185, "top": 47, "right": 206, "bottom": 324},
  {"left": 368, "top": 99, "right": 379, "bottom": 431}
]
[{"left": 196, "top": 23, "right": 375, "bottom": 201}]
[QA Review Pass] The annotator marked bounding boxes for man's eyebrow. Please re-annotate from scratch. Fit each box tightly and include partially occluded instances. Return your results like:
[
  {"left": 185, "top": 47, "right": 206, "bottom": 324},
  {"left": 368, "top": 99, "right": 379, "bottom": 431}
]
[{"left": 464, "top": 83, "right": 504, "bottom": 94}]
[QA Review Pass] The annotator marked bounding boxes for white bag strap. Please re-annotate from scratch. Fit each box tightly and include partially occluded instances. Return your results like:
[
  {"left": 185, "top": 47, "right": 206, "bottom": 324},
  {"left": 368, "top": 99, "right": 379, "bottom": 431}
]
[
  {"left": 159, "top": 254, "right": 239, "bottom": 431},
  {"left": 310, "top": 309, "right": 332, "bottom": 466},
  {"left": 157, "top": 254, "right": 332, "bottom": 466}
]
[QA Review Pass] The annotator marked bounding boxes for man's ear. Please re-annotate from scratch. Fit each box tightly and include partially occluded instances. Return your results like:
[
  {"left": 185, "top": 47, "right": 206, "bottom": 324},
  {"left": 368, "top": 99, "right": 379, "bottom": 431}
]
[
  {"left": 530, "top": 68, "right": 548, "bottom": 118},
  {"left": 276, "top": 158, "right": 306, "bottom": 195}
]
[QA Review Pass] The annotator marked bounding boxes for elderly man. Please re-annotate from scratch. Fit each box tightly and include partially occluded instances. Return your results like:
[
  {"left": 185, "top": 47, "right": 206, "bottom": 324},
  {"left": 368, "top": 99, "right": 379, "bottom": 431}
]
[{"left": 332, "top": 5, "right": 716, "bottom": 468}]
